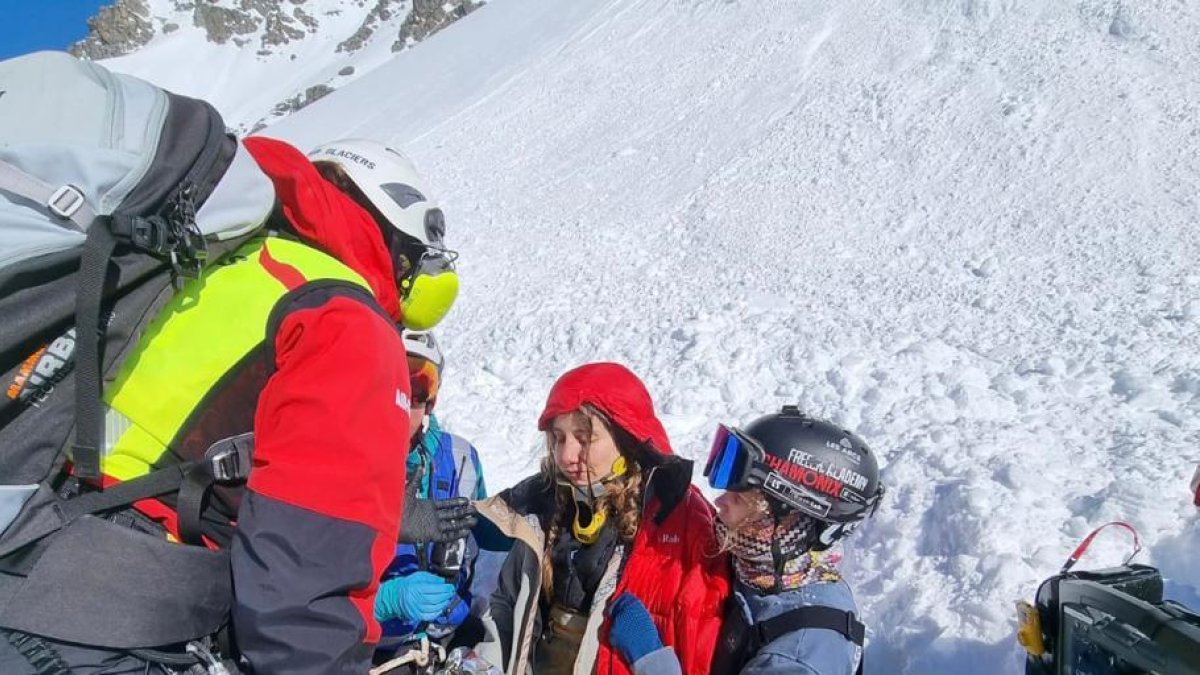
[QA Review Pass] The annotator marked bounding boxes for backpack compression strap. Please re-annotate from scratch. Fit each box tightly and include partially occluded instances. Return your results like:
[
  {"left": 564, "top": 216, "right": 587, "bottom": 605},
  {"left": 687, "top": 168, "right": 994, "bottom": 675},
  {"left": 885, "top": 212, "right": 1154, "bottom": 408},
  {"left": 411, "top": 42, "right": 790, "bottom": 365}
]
[
  {"left": 755, "top": 606, "right": 866, "bottom": 675},
  {"left": 2, "top": 447, "right": 245, "bottom": 576},
  {"left": 0, "top": 156, "right": 107, "bottom": 479},
  {"left": 3, "top": 629, "right": 72, "bottom": 675},
  {"left": 0, "top": 158, "right": 95, "bottom": 232},
  {"left": 72, "top": 208, "right": 211, "bottom": 482}
]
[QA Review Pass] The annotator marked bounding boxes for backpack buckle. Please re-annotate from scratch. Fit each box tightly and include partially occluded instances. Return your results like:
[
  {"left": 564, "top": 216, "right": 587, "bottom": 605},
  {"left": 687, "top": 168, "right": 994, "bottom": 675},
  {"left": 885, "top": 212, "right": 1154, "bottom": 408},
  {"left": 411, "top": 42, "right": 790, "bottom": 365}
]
[
  {"left": 844, "top": 612, "right": 865, "bottom": 644},
  {"left": 48, "top": 185, "right": 86, "bottom": 220},
  {"left": 205, "top": 432, "right": 254, "bottom": 483},
  {"left": 186, "top": 640, "right": 231, "bottom": 675},
  {"left": 169, "top": 185, "right": 207, "bottom": 279},
  {"left": 173, "top": 220, "right": 208, "bottom": 279}
]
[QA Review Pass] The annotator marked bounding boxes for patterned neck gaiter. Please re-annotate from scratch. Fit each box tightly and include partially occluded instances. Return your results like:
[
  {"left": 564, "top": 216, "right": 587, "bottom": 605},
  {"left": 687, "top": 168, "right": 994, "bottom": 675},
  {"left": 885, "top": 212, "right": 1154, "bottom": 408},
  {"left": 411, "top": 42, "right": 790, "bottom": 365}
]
[{"left": 718, "top": 511, "right": 843, "bottom": 593}]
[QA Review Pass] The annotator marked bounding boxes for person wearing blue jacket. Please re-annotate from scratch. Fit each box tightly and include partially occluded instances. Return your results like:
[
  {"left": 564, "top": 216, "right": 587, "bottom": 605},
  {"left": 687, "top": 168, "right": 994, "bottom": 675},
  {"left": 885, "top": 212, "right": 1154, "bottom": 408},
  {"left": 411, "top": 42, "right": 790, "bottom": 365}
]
[
  {"left": 373, "top": 331, "right": 488, "bottom": 667},
  {"left": 606, "top": 407, "right": 885, "bottom": 675}
]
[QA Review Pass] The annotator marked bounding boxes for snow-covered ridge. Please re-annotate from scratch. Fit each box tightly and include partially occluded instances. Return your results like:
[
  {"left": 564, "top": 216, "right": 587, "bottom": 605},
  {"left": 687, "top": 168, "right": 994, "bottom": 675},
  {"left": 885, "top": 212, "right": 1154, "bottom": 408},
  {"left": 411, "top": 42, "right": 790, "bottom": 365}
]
[{"left": 76, "top": 0, "right": 482, "bottom": 132}]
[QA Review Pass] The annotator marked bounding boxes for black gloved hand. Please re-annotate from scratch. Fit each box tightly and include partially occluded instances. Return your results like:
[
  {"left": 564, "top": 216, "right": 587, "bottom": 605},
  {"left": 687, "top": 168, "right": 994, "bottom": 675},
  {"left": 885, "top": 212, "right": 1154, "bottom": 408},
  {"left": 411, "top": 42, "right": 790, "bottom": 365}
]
[{"left": 397, "top": 474, "right": 478, "bottom": 543}]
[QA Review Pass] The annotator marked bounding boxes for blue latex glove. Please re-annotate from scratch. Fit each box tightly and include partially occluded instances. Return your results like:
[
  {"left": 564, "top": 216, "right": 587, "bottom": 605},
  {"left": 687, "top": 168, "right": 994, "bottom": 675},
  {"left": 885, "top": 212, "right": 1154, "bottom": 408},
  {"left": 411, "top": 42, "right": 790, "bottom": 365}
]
[
  {"left": 435, "top": 594, "right": 470, "bottom": 627},
  {"left": 374, "top": 571, "right": 457, "bottom": 623},
  {"left": 606, "top": 592, "right": 664, "bottom": 665}
]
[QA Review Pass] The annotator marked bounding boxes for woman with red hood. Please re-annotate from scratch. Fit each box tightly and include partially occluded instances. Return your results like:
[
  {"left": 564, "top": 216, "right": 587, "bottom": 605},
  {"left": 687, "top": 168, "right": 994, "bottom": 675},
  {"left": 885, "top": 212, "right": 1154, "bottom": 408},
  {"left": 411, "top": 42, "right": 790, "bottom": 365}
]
[{"left": 471, "top": 362, "right": 731, "bottom": 675}]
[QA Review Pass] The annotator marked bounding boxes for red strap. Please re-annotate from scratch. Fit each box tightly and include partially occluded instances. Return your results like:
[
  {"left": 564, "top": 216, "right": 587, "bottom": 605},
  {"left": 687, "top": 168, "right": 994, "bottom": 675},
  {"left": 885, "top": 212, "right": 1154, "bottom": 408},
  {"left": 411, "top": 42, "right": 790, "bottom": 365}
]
[
  {"left": 1060, "top": 521, "right": 1142, "bottom": 574},
  {"left": 259, "top": 242, "right": 306, "bottom": 290}
]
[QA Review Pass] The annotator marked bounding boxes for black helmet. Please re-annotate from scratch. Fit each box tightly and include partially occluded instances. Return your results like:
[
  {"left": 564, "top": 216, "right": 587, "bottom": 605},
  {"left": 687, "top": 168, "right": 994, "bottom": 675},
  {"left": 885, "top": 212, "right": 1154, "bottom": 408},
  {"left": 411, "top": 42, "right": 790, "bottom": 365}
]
[{"left": 705, "top": 405, "right": 884, "bottom": 548}]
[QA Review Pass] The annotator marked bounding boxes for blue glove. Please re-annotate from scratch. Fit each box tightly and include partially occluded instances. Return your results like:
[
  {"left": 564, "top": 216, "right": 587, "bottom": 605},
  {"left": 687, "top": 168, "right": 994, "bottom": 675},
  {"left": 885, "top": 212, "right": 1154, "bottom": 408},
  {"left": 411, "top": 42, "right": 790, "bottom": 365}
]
[
  {"left": 374, "top": 571, "right": 457, "bottom": 623},
  {"left": 433, "top": 593, "right": 470, "bottom": 627},
  {"left": 606, "top": 592, "right": 664, "bottom": 665}
]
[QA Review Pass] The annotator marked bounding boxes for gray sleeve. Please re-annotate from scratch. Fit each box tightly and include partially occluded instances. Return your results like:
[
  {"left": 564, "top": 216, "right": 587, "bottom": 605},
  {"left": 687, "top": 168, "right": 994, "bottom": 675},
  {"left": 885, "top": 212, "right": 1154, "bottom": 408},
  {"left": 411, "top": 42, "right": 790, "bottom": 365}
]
[
  {"left": 740, "top": 649, "right": 836, "bottom": 675},
  {"left": 230, "top": 491, "right": 377, "bottom": 675},
  {"left": 633, "top": 647, "right": 684, "bottom": 675},
  {"left": 484, "top": 544, "right": 524, "bottom": 669}
]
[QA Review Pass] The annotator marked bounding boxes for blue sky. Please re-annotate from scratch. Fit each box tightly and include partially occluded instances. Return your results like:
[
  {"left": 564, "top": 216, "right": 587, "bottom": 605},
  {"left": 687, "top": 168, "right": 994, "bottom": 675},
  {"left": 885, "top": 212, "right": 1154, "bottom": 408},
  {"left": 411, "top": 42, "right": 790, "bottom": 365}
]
[{"left": 0, "top": 1, "right": 111, "bottom": 60}]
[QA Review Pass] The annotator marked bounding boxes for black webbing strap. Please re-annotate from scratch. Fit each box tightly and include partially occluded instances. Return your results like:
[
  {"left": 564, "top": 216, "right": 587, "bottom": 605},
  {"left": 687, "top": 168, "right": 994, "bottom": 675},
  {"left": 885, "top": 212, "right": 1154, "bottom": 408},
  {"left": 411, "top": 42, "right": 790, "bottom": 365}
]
[
  {"left": 0, "top": 464, "right": 194, "bottom": 577},
  {"left": 129, "top": 646, "right": 202, "bottom": 667},
  {"left": 70, "top": 216, "right": 118, "bottom": 482},
  {"left": 3, "top": 629, "right": 72, "bottom": 675},
  {"left": 757, "top": 606, "right": 865, "bottom": 646},
  {"left": 215, "top": 625, "right": 236, "bottom": 668},
  {"left": 58, "top": 463, "right": 190, "bottom": 523},
  {"left": 756, "top": 606, "right": 866, "bottom": 675},
  {"left": 178, "top": 433, "right": 254, "bottom": 546},
  {"left": 177, "top": 463, "right": 215, "bottom": 547}
]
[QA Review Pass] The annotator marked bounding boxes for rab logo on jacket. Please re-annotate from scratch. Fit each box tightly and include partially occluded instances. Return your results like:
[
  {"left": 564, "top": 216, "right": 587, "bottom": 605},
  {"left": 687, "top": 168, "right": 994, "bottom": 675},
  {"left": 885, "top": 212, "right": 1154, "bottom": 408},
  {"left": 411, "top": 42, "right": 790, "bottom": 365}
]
[{"left": 395, "top": 389, "right": 410, "bottom": 409}]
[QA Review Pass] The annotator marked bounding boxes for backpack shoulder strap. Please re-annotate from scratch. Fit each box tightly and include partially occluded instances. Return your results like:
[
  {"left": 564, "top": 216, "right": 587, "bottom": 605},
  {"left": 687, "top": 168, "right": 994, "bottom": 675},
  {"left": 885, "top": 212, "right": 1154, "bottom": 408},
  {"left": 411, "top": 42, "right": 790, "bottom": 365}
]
[
  {"left": 756, "top": 605, "right": 865, "bottom": 645},
  {"left": 70, "top": 216, "right": 118, "bottom": 481},
  {"left": 755, "top": 605, "right": 865, "bottom": 674},
  {"left": 444, "top": 433, "right": 480, "bottom": 499}
]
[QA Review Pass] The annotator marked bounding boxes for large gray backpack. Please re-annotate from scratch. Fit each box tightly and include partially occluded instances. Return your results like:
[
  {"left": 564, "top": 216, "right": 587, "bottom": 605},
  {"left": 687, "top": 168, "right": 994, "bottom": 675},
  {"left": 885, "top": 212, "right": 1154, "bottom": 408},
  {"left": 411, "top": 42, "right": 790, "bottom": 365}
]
[{"left": 0, "top": 51, "right": 274, "bottom": 654}]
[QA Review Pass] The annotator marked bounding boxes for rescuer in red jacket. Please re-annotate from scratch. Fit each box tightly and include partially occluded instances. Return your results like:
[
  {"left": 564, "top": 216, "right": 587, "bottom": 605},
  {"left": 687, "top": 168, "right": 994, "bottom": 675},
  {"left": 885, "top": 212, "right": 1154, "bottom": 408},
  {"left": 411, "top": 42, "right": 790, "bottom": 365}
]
[
  {"left": 0, "top": 130, "right": 463, "bottom": 675},
  {"left": 230, "top": 137, "right": 463, "bottom": 673}
]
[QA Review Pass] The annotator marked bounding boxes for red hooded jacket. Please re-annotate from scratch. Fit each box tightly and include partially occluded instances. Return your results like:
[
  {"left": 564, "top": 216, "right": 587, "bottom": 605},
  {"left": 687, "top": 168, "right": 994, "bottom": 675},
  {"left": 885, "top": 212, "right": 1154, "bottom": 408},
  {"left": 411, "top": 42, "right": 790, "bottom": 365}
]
[
  {"left": 538, "top": 362, "right": 732, "bottom": 675},
  {"left": 227, "top": 137, "right": 409, "bottom": 673}
]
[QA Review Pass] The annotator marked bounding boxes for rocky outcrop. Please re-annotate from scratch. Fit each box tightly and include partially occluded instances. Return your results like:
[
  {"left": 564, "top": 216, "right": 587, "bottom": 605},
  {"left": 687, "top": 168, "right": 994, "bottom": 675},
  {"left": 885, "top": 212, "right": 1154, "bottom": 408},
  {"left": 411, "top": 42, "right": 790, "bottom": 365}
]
[
  {"left": 270, "top": 83, "right": 333, "bottom": 115},
  {"left": 393, "top": 0, "right": 483, "bottom": 52},
  {"left": 337, "top": 0, "right": 406, "bottom": 53},
  {"left": 72, "top": 0, "right": 327, "bottom": 58},
  {"left": 246, "top": 80, "right": 333, "bottom": 133},
  {"left": 72, "top": 0, "right": 488, "bottom": 134},
  {"left": 69, "top": 0, "right": 155, "bottom": 60},
  {"left": 192, "top": 3, "right": 259, "bottom": 45},
  {"left": 193, "top": 0, "right": 317, "bottom": 50},
  {"left": 74, "top": 0, "right": 486, "bottom": 60}
]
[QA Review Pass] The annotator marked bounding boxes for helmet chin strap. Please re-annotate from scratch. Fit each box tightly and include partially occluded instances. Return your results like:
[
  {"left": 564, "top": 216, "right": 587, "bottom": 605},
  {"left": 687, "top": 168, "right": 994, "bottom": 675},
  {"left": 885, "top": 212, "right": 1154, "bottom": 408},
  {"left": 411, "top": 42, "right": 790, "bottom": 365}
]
[
  {"left": 764, "top": 506, "right": 824, "bottom": 590},
  {"left": 559, "top": 456, "right": 627, "bottom": 544}
]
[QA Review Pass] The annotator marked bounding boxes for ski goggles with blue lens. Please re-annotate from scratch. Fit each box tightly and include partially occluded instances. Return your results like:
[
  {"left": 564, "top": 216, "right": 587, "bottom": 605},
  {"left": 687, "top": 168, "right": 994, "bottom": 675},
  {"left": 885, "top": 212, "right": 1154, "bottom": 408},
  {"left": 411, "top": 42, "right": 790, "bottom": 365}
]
[{"left": 703, "top": 424, "right": 769, "bottom": 492}]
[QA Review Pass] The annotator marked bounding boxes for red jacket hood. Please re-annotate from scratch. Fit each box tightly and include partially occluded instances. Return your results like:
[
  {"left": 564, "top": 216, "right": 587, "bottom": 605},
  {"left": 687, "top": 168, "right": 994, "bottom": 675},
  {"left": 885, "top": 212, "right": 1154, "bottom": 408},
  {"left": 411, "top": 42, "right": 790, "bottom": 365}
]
[
  {"left": 538, "top": 362, "right": 674, "bottom": 456},
  {"left": 244, "top": 136, "right": 400, "bottom": 318}
]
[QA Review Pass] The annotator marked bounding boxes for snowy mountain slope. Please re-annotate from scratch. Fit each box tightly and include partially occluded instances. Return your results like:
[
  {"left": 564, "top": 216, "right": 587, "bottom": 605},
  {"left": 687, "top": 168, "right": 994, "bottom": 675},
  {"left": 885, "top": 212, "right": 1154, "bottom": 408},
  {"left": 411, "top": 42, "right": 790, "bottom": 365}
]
[
  {"left": 272, "top": 0, "right": 1197, "bottom": 671},
  {"left": 84, "top": 0, "right": 480, "bottom": 132}
]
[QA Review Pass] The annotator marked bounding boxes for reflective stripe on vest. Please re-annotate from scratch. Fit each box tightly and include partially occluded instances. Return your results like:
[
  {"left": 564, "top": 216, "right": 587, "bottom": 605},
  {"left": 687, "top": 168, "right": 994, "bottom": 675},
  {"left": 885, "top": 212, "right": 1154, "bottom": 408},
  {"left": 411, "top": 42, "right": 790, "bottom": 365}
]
[{"left": 97, "top": 237, "right": 370, "bottom": 481}]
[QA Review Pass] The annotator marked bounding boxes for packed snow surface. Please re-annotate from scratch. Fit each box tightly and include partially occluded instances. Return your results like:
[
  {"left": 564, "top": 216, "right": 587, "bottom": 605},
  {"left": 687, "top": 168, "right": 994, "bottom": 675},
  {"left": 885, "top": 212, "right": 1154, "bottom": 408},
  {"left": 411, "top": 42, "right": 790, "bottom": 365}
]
[{"left": 164, "top": 0, "right": 1200, "bottom": 671}]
